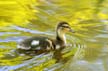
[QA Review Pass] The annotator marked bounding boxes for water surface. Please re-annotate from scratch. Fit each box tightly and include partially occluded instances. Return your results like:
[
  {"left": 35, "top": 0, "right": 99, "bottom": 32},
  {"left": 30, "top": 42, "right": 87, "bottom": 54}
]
[{"left": 0, "top": 0, "right": 108, "bottom": 71}]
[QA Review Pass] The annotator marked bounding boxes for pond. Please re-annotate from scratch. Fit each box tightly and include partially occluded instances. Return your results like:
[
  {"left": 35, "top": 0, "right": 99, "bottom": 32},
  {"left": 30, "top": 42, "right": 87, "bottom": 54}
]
[{"left": 0, "top": 0, "right": 108, "bottom": 71}]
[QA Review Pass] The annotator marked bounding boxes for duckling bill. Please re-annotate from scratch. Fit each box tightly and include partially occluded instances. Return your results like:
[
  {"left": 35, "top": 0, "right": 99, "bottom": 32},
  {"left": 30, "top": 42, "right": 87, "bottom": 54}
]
[{"left": 17, "top": 22, "right": 75, "bottom": 51}]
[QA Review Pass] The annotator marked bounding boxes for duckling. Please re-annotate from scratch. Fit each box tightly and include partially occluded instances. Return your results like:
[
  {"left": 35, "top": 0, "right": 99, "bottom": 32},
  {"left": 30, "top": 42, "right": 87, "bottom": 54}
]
[{"left": 17, "top": 21, "right": 75, "bottom": 51}]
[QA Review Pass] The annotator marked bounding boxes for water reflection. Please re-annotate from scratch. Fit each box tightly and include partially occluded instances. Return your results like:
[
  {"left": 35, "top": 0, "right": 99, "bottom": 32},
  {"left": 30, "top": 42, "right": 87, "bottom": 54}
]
[
  {"left": 0, "top": 0, "right": 108, "bottom": 71},
  {"left": 0, "top": 23, "right": 108, "bottom": 71}
]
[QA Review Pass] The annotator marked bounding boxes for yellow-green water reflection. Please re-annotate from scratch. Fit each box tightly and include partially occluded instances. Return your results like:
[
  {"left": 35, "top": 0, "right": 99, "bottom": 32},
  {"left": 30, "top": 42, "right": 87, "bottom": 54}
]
[{"left": 0, "top": 0, "right": 108, "bottom": 71}]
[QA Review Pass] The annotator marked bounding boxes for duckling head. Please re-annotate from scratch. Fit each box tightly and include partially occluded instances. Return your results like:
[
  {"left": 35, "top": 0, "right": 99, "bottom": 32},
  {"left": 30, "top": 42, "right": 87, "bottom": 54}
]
[{"left": 56, "top": 21, "right": 75, "bottom": 34}]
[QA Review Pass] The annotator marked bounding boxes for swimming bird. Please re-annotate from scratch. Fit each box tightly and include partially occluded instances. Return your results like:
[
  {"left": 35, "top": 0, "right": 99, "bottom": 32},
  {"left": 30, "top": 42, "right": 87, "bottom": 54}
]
[{"left": 17, "top": 22, "right": 75, "bottom": 51}]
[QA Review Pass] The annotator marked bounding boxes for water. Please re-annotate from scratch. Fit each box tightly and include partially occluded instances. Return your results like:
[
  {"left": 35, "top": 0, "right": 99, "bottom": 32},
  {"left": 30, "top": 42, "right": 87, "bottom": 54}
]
[{"left": 0, "top": 0, "right": 108, "bottom": 71}]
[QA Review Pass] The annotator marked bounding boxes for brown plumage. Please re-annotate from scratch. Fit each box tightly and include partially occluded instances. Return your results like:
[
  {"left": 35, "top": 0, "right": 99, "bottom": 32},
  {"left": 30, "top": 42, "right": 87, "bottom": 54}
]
[{"left": 17, "top": 21, "right": 75, "bottom": 51}]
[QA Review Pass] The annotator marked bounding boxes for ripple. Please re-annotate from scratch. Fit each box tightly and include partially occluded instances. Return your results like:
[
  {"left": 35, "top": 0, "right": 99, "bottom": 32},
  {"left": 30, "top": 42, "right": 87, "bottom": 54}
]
[{"left": 0, "top": 32, "right": 20, "bottom": 36}]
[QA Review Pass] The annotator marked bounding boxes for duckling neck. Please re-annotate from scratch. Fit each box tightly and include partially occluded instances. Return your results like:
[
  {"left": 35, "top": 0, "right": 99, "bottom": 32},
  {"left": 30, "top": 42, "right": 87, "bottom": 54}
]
[{"left": 56, "top": 30, "right": 66, "bottom": 45}]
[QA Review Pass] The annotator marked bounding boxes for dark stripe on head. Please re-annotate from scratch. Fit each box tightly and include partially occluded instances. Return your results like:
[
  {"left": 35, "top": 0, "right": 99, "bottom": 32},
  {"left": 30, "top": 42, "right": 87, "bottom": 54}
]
[{"left": 57, "top": 21, "right": 69, "bottom": 29}]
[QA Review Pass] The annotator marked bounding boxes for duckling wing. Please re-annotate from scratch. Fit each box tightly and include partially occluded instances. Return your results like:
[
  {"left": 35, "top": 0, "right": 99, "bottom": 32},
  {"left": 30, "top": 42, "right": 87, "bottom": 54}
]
[{"left": 17, "top": 36, "right": 55, "bottom": 50}]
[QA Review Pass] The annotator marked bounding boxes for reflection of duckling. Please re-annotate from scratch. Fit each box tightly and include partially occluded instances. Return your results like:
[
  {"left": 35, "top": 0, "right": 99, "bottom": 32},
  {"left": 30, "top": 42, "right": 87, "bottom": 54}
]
[{"left": 17, "top": 22, "right": 75, "bottom": 51}]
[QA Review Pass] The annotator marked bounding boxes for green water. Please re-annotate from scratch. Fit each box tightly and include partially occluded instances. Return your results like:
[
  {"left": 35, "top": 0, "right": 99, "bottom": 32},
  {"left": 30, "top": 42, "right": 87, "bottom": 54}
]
[{"left": 0, "top": 0, "right": 108, "bottom": 71}]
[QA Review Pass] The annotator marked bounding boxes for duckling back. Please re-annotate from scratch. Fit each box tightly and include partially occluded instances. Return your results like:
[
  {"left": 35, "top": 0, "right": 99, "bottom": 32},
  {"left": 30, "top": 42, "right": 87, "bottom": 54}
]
[{"left": 17, "top": 36, "right": 55, "bottom": 51}]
